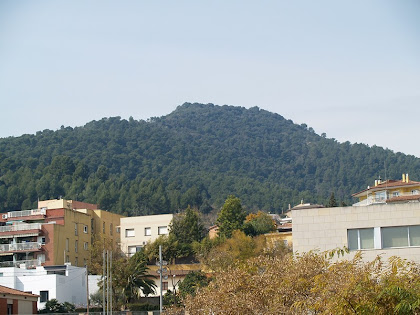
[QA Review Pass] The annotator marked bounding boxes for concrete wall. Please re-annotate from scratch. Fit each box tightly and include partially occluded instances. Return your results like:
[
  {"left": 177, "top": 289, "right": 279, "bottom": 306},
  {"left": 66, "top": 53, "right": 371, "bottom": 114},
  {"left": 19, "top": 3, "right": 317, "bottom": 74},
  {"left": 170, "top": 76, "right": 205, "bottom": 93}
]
[{"left": 292, "top": 203, "right": 420, "bottom": 262}]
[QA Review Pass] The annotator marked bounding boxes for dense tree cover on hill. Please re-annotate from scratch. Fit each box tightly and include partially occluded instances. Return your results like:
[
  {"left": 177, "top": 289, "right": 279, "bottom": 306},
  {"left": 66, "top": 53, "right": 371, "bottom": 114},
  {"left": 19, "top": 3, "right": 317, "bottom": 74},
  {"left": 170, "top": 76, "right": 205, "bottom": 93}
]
[{"left": 0, "top": 102, "right": 419, "bottom": 215}]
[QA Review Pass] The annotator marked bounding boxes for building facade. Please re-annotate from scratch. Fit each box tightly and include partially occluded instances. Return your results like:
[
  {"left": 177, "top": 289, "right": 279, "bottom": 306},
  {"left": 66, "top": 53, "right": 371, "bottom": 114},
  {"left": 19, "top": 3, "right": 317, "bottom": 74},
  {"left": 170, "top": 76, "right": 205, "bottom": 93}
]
[
  {"left": 0, "top": 199, "right": 124, "bottom": 268},
  {"left": 292, "top": 200, "right": 420, "bottom": 263},
  {"left": 119, "top": 214, "right": 173, "bottom": 257},
  {"left": 0, "top": 264, "right": 87, "bottom": 310},
  {"left": 352, "top": 173, "right": 420, "bottom": 206},
  {"left": 0, "top": 285, "right": 38, "bottom": 315}
]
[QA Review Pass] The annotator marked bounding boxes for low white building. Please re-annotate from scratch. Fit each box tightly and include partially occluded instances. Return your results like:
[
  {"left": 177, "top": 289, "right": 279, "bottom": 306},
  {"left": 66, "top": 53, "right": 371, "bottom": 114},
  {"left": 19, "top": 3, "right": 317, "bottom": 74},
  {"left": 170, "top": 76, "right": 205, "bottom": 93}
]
[
  {"left": 119, "top": 214, "right": 173, "bottom": 257},
  {"left": 0, "top": 264, "right": 87, "bottom": 310},
  {"left": 292, "top": 202, "right": 420, "bottom": 263}
]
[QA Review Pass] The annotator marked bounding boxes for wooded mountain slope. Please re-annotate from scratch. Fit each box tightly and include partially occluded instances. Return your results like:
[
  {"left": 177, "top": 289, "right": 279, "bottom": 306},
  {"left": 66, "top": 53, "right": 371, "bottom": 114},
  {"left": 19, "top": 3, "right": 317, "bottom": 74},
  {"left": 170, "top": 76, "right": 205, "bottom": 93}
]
[{"left": 0, "top": 103, "right": 419, "bottom": 215}]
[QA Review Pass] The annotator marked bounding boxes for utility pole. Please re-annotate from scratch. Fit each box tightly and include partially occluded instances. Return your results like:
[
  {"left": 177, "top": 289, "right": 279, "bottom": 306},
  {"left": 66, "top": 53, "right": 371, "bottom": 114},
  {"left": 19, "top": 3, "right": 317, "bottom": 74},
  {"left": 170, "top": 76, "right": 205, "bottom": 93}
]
[
  {"left": 159, "top": 245, "right": 162, "bottom": 314},
  {"left": 107, "top": 250, "right": 110, "bottom": 315},
  {"left": 103, "top": 250, "right": 106, "bottom": 315},
  {"left": 110, "top": 251, "right": 113, "bottom": 315},
  {"left": 86, "top": 265, "right": 89, "bottom": 315}
]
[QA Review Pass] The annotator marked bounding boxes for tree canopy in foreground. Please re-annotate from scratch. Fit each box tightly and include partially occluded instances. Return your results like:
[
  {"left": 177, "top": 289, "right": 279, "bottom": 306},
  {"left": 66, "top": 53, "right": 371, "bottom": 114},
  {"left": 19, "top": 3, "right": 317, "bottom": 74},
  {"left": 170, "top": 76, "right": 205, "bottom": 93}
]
[{"left": 165, "top": 251, "right": 420, "bottom": 314}]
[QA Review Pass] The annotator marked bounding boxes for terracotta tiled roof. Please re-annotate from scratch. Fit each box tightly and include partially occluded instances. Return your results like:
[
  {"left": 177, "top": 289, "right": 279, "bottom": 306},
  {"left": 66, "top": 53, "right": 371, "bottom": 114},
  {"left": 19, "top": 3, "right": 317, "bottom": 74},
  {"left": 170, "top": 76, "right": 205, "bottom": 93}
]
[
  {"left": 352, "top": 180, "right": 420, "bottom": 197},
  {"left": 0, "top": 285, "right": 39, "bottom": 297},
  {"left": 386, "top": 195, "right": 420, "bottom": 203}
]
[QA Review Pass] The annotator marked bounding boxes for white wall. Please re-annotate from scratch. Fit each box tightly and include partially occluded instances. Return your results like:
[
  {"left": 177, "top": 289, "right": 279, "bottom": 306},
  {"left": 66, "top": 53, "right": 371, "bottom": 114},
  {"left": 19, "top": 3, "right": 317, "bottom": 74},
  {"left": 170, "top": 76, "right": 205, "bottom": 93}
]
[
  {"left": 292, "top": 203, "right": 420, "bottom": 263},
  {"left": 0, "top": 265, "right": 87, "bottom": 310}
]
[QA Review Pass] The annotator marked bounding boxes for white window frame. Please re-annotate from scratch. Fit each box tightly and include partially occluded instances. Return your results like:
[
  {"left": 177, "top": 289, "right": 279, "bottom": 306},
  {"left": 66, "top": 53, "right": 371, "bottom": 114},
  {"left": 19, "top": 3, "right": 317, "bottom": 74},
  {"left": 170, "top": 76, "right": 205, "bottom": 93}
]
[
  {"left": 145, "top": 227, "right": 152, "bottom": 236},
  {"left": 158, "top": 226, "right": 168, "bottom": 235},
  {"left": 125, "top": 228, "right": 135, "bottom": 238}
]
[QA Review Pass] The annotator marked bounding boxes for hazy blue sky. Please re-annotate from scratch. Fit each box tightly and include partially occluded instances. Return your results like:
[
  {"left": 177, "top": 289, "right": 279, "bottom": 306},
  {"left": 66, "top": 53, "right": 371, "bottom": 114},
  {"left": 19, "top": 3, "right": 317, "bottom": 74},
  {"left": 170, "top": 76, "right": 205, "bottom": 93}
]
[{"left": 1, "top": 1, "right": 419, "bottom": 157}]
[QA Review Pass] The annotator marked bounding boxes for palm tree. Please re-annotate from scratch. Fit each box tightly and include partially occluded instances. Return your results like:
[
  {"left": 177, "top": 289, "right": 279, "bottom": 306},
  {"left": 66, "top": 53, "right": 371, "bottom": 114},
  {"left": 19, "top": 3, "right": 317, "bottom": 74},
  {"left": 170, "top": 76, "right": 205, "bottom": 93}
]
[{"left": 113, "top": 251, "right": 157, "bottom": 307}]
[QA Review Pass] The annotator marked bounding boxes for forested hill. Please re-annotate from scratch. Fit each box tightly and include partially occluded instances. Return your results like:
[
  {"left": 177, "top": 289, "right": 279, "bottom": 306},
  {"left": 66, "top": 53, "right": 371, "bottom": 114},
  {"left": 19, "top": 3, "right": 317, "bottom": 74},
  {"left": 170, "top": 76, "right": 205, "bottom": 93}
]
[{"left": 1, "top": 102, "right": 419, "bottom": 215}]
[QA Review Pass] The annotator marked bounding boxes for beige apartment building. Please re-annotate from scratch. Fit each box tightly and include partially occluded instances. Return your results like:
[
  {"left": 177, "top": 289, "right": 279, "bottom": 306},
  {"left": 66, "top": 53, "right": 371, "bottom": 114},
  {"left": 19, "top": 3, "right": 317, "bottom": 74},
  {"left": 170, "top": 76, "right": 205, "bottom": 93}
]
[
  {"left": 119, "top": 214, "right": 173, "bottom": 257},
  {"left": 292, "top": 175, "right": 420, "bottom": 262},
  {"left": 0, "top": 199, "right": 124, "bottom": 268}
]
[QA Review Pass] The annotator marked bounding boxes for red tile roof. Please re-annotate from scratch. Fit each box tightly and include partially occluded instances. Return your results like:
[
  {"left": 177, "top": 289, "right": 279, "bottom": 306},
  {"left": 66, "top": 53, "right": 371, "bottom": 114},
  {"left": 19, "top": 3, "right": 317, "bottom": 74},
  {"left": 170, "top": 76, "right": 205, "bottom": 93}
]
[
  {"left": 0, "top": 285, "right": 39, "bottom": 297},
  {"left": 386, "top": 195, "right": 420, "bottom": 203},
  {"left": 352, "top": 180, "right": 420, "bottom": 197}
]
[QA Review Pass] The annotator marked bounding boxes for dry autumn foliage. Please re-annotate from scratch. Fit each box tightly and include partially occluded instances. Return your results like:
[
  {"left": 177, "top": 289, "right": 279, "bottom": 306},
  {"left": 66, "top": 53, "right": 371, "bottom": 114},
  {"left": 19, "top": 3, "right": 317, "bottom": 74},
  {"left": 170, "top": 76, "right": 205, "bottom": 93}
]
[{"left": 165, "top": 250, "right": 420, "bottom": 314}]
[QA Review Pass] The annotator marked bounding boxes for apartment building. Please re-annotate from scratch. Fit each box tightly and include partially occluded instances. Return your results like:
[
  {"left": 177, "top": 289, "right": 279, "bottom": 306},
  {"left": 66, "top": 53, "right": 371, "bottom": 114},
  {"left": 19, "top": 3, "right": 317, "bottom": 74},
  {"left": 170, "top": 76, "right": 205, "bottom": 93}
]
[
  {"left": 0, "top": 199, "right": 124, "bottom": 268},
  {"left": 119, "top": 214, "right": 173, "bottom": 257}
]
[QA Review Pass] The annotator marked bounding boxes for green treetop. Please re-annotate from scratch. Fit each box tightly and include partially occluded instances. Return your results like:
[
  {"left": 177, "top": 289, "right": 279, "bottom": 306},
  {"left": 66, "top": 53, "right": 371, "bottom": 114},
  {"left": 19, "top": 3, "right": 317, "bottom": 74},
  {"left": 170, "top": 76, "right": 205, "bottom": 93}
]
[{"left": 216, "top": 195, "right": 246, "bottom": 238}]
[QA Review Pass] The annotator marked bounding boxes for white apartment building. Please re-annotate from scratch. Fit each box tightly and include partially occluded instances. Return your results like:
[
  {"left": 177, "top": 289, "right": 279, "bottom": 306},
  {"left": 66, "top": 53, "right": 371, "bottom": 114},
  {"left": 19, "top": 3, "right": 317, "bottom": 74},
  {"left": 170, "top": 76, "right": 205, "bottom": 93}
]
[
  {"left": 119, "top": 214, "right": 173, "bottom": 257},
  {"left": 0, "top": 264, "right": 87, "bottom": 310}
]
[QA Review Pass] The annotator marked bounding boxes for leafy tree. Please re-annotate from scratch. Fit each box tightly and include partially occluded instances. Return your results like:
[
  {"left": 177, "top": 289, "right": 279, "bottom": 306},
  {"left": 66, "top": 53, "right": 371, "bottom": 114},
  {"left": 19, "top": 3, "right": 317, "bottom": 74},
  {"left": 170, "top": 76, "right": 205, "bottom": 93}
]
[
  {"left": 198, "top": 231, "right": 266, "bottom": 272},
  {"left": 243, "top": 211, "right": 277, "bottom": 236},
  {"left": 216, "top": 195, "right": 246, "bottom": 238},
  {"left": 40, "top": 299, "right": 75, "bottom": 313},
  {"left": 178, "top": 271, "right": 210, "bottom": 298},
  {"left": 173, "top": 252, "right": 420, "bottom": 314},
  {"left": 170, "top": 206, "right": 205, "bottom": 245}
]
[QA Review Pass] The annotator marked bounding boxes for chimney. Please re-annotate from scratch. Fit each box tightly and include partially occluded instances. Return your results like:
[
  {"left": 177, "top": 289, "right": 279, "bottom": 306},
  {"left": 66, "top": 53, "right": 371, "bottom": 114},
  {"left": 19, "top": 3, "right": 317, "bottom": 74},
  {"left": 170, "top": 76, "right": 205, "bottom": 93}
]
[
  {"left": 402, "top": 173, "right": 406, "bottom": 182},
  {"left": 406, "top": 173, "right": 409, "bottom": 183}
]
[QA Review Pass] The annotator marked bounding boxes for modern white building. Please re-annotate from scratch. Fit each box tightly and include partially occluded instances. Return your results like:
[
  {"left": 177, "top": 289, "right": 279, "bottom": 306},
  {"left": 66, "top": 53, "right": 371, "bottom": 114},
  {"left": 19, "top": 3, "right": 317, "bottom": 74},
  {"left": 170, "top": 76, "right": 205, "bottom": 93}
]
[
  {"left": 0, "top": 264, "right": 87, "bottom": 310},
  {"left": 292, "top": 202, "right": 420, "bottom": 263},
  {"left": 119, "top": 214, "right": 173, "bottom": 257}
]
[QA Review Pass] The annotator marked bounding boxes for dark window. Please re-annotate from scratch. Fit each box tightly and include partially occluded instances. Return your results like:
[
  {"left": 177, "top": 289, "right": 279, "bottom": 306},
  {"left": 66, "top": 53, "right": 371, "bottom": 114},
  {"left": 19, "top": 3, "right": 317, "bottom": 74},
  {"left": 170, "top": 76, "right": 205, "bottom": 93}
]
[
  {"left": 40, "top": 290, "right": 49, "bottom": 302},
  {"left": 162, "top": 282, "right": 168, "bottom": 290}
]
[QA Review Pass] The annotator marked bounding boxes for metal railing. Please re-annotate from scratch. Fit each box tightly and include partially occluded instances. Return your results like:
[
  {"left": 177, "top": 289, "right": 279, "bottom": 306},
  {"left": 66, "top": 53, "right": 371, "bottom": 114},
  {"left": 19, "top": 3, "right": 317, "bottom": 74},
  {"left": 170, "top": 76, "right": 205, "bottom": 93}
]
[
  {"left": 0, "top": 223, "right": 43, "bottom": 233},
  {"left": 6, "top": 208, "right": 46, "bottom": 219},
  {"left": 0, "top": 259, "right": 41, "bottom": 268},
  {"left": 353, "top": 191, "right": 420, "bottom": 206},
  {"left": 0, "top": 242, "right": 42, "bottom": 252}
]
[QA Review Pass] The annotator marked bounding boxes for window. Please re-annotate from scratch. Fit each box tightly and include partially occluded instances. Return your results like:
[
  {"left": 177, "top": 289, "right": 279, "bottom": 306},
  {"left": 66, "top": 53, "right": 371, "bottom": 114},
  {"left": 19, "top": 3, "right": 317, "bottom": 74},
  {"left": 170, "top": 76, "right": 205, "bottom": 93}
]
[
  {"left": 348, "top": 228, "right": 374, "bottom": 250},
  {"left": 0, "top": 273, "right": 3, "bottom": 277},
  {"left": 66, "top": 255, "right": 70, "bottom": 263},
  {"left": 128, "top": 245, "right": 143, "bottom": 257},
  {"left": 162, "top": 282, "right": 168, "bottom": 290},
  {"left": 374, "top": 191, "right": 387, "bottom": 202},
  {"left": 40, "top": 290, "right": 49, "bottom": 302},
  {"left": 75, "top": 223, "right": 78, "bottom": 236},
  {"left": 412, "top": 190, "right": 419, "bottom": 195},
  {"left": 41, "top": 237, "right": 46, "bottom": 244},
  {"left": 75, "top": 240, "right": 78, "bottom": 253},
  {"left": 116, "top": 227, "right": 120, "bottom": 234},
  {"left": 145, "top": 227, "right": 151, "bottom": 236},
  {"left": 66, "top": 238, "right": 69, "bottom": 252},
  {"left": 103, "top": 222, "right": 106, "bottom": 234},
  {"left": 84, "top": 225, "right": 88, "bottom": 233},
  {"left": 392, "top": 191, "right": 400, "bottom": 197},
  {"left": 110, "top": 223, "right": 113, "bottom": 235},
  {"left": 125, "top": 229, "right": 135, "bottom": 237},
  {"left": 75, "top": 257, "right": 78, "bottom": 266},
  {"left": 84, "top": 242, "right": 88, "bottom": 250},
  {"left": 158, "top": 226, "right": 168, "bottom": 235},
  {"left": 382, "top": 226, "right": 420, "bottom": 248}
]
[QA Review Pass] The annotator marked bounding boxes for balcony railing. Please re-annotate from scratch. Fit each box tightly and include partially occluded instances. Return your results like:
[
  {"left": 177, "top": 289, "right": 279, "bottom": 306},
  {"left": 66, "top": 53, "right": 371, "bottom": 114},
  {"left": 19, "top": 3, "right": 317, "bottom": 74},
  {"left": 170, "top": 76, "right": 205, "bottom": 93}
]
[
  {"left": 0, "top": 242, "right": 42, "bottom": 252},
  {"left": 0, "top": 259, "right": 41, "bottom": 269},
  {"left": 353, "top": 191, "right": 420, "bottom": 206},
  {"left": 4, "top": 208, "right": 46, "bottom": 219},
  {"left": 0, "top": 223, "right": 43, "bottom": 233}
]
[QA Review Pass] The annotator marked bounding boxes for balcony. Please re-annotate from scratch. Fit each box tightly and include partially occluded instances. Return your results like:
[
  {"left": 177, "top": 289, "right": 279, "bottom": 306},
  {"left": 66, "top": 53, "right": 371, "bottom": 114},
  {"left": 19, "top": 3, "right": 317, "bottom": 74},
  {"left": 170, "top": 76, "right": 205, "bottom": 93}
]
[
  {"left": 353, "top": 191, "right": 420, "bottom": 206},
  {"left": 0, "top": 242, "right": 42, "bottom": 253},
  {"left": 0, "top": 259, "right": 41, "bottom": 269},
  {"left": 0, "top": 223, "right": 43, "bottom": 238},
  {"left": 2, "top": 208, "right": 46, "bottom": 220}
]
